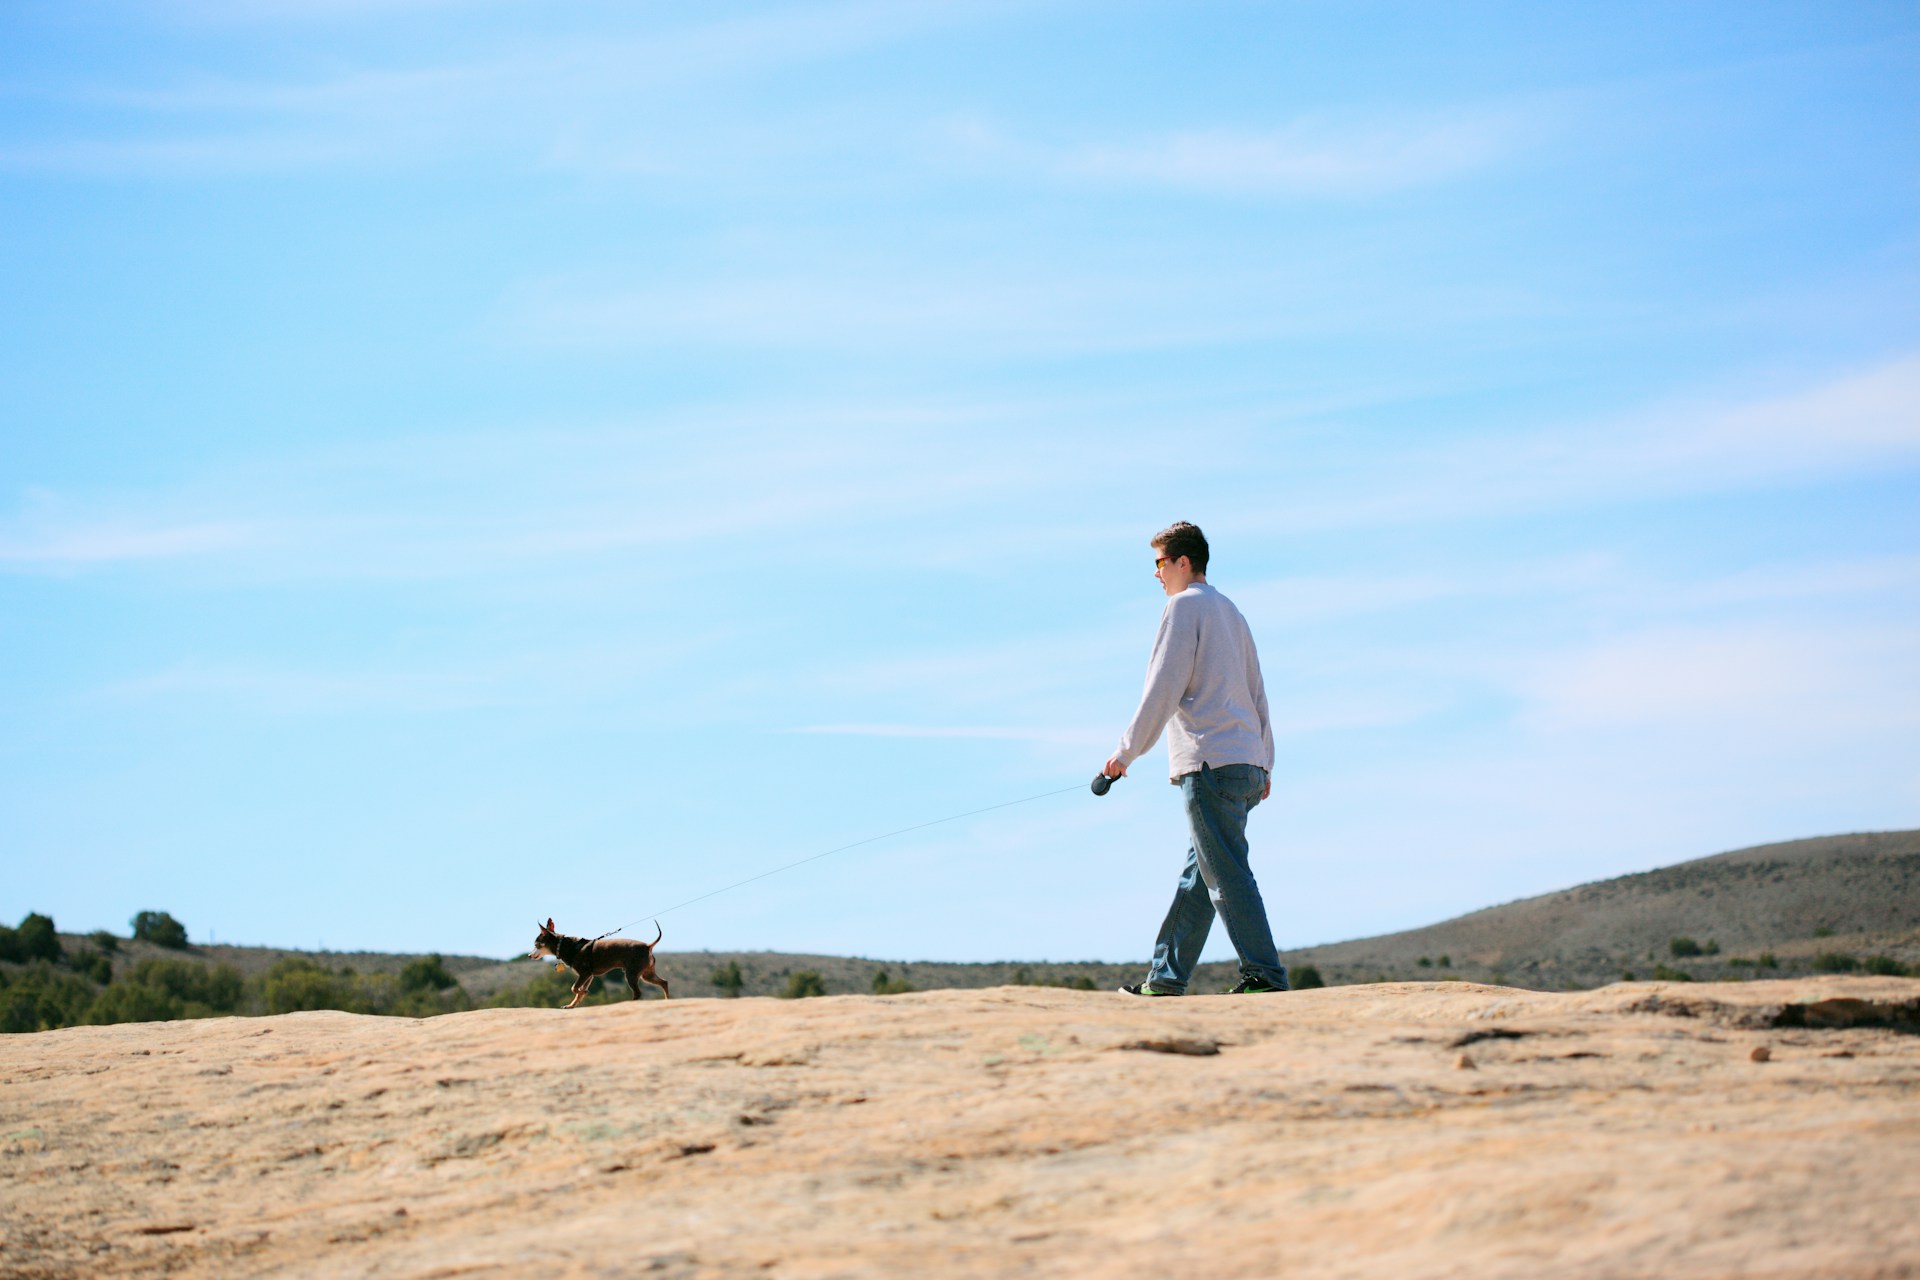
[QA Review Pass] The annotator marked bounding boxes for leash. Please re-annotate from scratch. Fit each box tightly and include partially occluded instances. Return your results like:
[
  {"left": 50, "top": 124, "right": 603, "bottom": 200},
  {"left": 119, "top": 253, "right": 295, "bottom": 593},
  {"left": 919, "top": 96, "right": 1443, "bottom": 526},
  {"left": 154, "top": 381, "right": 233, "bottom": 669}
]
[{"left": 586, "top": 779, "right": 1094, "bottom": 943}]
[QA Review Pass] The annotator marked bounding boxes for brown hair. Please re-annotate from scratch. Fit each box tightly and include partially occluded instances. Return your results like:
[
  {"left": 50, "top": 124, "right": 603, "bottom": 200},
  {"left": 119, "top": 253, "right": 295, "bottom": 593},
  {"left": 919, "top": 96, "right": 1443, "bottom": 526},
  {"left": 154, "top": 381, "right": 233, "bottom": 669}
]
[{"left": 1151, "top": 521, "right": 1209, "bottom": 575}]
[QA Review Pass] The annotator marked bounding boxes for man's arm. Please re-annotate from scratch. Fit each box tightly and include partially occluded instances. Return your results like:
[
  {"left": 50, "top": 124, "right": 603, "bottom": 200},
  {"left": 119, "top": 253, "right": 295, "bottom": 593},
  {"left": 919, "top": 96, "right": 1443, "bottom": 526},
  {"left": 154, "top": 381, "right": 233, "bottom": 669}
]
[
  {"left": 1103, "top": 600, "right": 1198, "bottom": 778},
  {"left": 1248, "top": 633, "right": 1274, "bottom": 800}
]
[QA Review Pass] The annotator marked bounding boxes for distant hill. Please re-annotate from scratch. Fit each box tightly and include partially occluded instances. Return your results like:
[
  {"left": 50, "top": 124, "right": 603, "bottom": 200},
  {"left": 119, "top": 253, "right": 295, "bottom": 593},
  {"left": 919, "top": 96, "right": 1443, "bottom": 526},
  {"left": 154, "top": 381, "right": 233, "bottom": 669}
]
[
  {"left": 1288, "top": 829, "right": 1920, "bottom": 988},
  {"left": 8, "top": 831, "right": 1916, "bottom": 1028}
]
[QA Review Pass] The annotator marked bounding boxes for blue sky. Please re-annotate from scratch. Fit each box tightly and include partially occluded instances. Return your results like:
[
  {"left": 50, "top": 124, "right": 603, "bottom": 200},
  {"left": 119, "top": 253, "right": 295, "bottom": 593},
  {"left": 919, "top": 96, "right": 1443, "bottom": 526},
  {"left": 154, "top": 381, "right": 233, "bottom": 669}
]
[{"left": 3, "top": 1, "right": 1916, "bottom": 966}]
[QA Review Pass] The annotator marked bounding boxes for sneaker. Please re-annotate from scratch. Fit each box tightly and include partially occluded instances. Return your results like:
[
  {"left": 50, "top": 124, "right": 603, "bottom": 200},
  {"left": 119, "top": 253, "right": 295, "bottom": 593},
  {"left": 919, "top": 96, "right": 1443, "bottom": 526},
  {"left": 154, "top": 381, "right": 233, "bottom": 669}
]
[
  {"left": 1119, "top": 982, "right": 1179, "bottom": 997},
  {"left": 1223, "top": 974, "right": 1288, "bottom": 994}
]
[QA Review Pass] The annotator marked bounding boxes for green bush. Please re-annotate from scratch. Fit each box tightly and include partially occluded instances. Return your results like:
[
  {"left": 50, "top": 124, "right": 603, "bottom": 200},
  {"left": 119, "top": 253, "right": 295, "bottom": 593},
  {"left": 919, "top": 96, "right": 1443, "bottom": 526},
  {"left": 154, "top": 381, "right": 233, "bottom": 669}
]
[
  {"left": 782, "top": 970, "right": 828, "bottom": 999},
  {"left": 871, "top": 969, "right": 915, "bottom": 995},
  {"left": 89, "top": 930, "right": 120, "bottom": 954},
  {"left": 1669, "top": 937, "right": 1703, "bottom": 958},
  {"left": 399, "top": 954, "right": 456, "bottom": 993},
  {"left": 71, "top": 949, "right": 114, "bottom": 985},
  {"left": 711, "top": 961, "right": 745, "bottom": 998},
  {"left": 14, "top": 914, "right": 63, "bottom": 963},
  {"left": 1290, "top": 965, "right": 1325, "bottom": 989},
  {"left": 131, "top": 911, "right": 190, "bottom": 950},
  {"left": 0, "top": 966, "right": 98, "bottom": 1033},
  {"left": 1727, "top": 957, "right": 1754, "bottom": 968},
  {"left": 1814, "top": 952, "right": 1860, "bottom": 973},
  {"left": 1863, "top": 955, "right": 1911, "bottom": 977},
  {"left": 263, "top": 957, "right": 358, "bottom": 1013},
  {"left": 1437, "top": 955, "right": 1451, "bottom": 968},
  {"left": 1416, "top": 956, "right": 1433, "bottom": 968},
  {"left": 487, "top": 963, "right": 608, "bottom": 1008},
  {"left": 254, "top": 958, "right": 471, "bottom": 1017},
  {"left": 1651, "top": 964, "right": 1694, "bottom": 982},
  {"left": 1758, "top": 952, "right": 1779, "bottom": 969},
  {"left": 87, "top": 980, "right": 188, "bottom": 1025},
  {"left": 129, "top": 958, "right": 242, "bottom": 1013}
]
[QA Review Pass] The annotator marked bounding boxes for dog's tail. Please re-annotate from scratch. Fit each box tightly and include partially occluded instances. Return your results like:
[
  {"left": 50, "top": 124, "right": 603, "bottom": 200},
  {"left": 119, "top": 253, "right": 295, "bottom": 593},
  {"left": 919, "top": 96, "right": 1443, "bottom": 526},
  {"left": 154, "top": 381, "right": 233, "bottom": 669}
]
[{"left": 651, "top": 921, "right": 662, "bottom": 947}]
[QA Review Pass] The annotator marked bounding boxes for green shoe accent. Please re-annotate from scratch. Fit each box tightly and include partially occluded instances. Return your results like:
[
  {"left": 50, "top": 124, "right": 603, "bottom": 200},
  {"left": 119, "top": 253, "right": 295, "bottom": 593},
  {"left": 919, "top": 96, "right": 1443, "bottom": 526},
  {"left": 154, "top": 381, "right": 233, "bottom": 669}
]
[
  {"left": 1223, "top": 975, "right": 1288, "bottom": 994},
  {"left": 1119, "top": 982, "right": 1179, "bottom": 997}
]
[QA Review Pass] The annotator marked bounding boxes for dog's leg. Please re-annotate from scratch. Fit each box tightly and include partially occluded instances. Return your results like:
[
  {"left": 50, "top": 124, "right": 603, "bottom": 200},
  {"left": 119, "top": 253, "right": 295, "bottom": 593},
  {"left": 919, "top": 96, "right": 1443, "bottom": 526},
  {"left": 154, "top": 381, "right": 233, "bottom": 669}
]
[
  {"left": 564, "top": 969, "right": 592, "bottom": 1009},
  {"left": 622, "top": 965, "right": 645, "bottom": 1001},
  {"left": 639, "top": 957, "right": 670, "bottom": 999}
]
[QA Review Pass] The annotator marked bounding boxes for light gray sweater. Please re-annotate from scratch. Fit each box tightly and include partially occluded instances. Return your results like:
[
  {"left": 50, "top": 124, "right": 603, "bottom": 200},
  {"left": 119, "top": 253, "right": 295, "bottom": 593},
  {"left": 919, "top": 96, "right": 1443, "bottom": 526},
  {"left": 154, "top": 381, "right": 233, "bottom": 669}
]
[{"left": 1114, "top": 582, "right": 1274, "bottom": 780}]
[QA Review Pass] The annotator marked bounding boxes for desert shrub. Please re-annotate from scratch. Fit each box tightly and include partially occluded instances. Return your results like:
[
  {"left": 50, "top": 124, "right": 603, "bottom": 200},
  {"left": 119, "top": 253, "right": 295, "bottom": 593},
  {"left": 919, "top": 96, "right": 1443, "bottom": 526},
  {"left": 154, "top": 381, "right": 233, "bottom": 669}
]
[
  {"left": 1704, "top": 940, "right": 1721, "bottom": 955},
  {"left": 89, "top": 930, "right": 120, "bottom": 954},
  {"left": 1727, "top": 957, "right": 1754, "bottom": 968},
  {"left": 1669, "top": 937, "right": 1703, "bottom": 958},
  {"left": 1057, "top": 975, "right": 1095, "bottom": 991},
  {"left": 1813, "top": 925, "right": 1835, "bottom": 938},
  {"left": 1863, "top": 955, "right": 1911, "bottom": 977},
  {"left": 263, "top": 957, "right": 359, "bottom": 1013},
  {"left": 711, "top": 961, "right": 745, "bottom": 998},
  {"left": 127, "top": 958, "right": 243, "bottom": 1013},
  {"left": 871, "top": 969, "right": 915, "bottom": 995},
  {"left": 87, "top": 980, "right": 187, "bottom": 1025},
  {"left": 1437, "top": 955, "right": 1451, "bottom": 968},
  {"left": 1758, "top": 953, "right": 1779, "bottom": 969},
  {"left": 399, "top": 954, "right": 456, "bottom": 993},
  {"left": 14, "top": 914, "right": 63, "bottom": 963},
  {"left": 1814, "top": 952, "right": 1860, "bottom": 973},
  {"left": 390, "top": 984, "right": 473, "bottom": 1017},
  {"left": 1651, "top": 964, "right": 1694, "bottom": 982},
  {"left": 488, "top": 963, "right": 610, "bottom": 1008},
  {"left": 255, "top": 959, "right": 471, "bottom": 1017},
  {"left": 370, "top": 965, "right": 471, "bottom": 1016},
  {"left": 131, "top": 911, "right": 190, "bottom": 950},
  {"left": 0, "top": 966, "right": 98, "bottom": 1033},
  {"left": 1417, "top": 957, "right": 1432, "bottom": 968},
  {"left": 1290, "top": 965, "right": 1325, "bottom": 989},
  {"left": 70, "top": 949, "right": 114, "bottom": 985},
  {"left": 782, "top": 970, "right": 828, "bottom": 999}
]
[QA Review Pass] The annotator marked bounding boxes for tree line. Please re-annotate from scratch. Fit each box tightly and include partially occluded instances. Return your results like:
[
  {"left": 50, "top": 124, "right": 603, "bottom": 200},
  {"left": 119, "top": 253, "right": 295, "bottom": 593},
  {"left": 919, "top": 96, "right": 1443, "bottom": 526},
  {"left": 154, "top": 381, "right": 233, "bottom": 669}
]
[{"left": 0, "top": 910, "right": 618, "bottom": 1034}]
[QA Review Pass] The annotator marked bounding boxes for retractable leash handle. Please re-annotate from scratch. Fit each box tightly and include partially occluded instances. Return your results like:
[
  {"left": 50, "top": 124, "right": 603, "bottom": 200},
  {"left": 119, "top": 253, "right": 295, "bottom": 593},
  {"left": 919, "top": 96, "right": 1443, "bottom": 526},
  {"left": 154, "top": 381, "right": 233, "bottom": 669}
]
[{"left": 1090, "top": 772, "right": 1121, "bottom": 796}]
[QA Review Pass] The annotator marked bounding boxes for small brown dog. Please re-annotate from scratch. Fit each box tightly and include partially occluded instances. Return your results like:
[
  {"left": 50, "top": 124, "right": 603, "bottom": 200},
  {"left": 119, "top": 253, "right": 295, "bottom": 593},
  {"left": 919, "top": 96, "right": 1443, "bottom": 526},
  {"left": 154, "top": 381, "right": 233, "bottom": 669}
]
[{"left": 529, "top": 918, "right": 670, "bottom": 1007}]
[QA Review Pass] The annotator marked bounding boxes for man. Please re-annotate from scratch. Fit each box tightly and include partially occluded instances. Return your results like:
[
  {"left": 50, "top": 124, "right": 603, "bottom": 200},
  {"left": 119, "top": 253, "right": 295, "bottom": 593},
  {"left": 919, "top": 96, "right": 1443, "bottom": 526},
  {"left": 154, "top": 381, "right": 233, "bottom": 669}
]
[{"left": 1102, "top": 521, "right": 1288, "bottom": 996}]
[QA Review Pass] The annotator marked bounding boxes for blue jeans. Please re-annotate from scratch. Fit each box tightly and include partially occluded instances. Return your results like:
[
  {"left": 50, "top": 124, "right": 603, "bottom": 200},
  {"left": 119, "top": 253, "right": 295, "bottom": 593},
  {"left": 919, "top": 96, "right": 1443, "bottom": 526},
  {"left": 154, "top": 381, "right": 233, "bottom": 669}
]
[{"left": 1145, "top": 763, "right": 1288, "bottom": 993}]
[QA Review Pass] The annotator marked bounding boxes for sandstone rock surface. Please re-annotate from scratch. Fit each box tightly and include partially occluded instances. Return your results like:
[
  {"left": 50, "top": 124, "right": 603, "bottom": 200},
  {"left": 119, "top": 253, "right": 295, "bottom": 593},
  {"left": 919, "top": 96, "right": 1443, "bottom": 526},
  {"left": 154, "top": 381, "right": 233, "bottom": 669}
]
[{"left": 4, "top": 978, "right": 1917, "bottom": 1278}]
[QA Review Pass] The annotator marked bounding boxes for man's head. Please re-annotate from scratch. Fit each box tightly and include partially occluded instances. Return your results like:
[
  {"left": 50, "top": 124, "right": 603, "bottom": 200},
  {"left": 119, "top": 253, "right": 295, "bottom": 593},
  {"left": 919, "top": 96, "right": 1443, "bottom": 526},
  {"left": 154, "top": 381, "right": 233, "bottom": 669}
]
[{"left": 1151, "top": 521, "right": 1209, "bottom": 596}]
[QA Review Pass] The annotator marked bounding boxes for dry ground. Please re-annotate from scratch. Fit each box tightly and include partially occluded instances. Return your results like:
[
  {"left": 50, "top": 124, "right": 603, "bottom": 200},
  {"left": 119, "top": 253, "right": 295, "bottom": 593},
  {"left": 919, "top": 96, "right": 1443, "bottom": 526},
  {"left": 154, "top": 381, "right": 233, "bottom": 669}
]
[{"left": 3, "top": 978, "right": 1918, "bottom": 1279}]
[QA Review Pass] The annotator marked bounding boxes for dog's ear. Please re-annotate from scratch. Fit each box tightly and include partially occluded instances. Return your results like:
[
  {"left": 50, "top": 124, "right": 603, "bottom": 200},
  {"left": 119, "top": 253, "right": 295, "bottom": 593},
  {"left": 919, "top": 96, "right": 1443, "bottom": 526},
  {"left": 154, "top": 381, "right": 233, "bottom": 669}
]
[{"left": 545, "top": 917, "right": 555, "bottom": 931}]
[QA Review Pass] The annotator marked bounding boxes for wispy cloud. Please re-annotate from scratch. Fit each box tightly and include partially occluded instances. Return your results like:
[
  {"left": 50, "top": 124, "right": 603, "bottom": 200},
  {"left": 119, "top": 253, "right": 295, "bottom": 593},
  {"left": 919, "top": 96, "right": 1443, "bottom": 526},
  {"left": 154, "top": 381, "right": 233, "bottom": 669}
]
[
  {"left": 91, "top": 631, "right": 698, "bottom": 714},
  {"left": 1517, "top": 620, "right": 1920, "bottom": 735},
  {"left": 791, "top": 723, "right": 1104, "bottom": 745},
  {"left": 940, "top": 101, "right": 1540, "bottom": 198},
  {"left": 0, "top": 512, "right": 255, "bottom": 568},
  {"left": 1239, "top": 351, "right": 1920, "bottom": 534},
  {"left": 1234, "top": 556, "right": 1618, "bottom": 627},
  {"left": 1063, "top": 112, "right": 1534, "bottom": 197},
  {"left": 2, "top": 2, "right": 998, "bottom": 178},
  {"left": 498, "top": 250, "right": 1546, "bottom": 356}
]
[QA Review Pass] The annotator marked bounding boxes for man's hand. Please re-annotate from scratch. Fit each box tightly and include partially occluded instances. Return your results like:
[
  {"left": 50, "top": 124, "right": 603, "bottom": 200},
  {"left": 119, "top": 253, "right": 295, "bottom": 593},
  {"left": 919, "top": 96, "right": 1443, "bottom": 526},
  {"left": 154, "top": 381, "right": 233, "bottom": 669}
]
[
  {"left": 1262, "top": 776, "right": 1271, "bottom": 801},
  {"left": 1101, "top": 754, "right": 1128, "bottom": 780}
]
